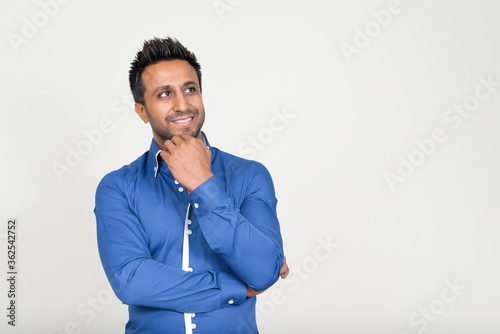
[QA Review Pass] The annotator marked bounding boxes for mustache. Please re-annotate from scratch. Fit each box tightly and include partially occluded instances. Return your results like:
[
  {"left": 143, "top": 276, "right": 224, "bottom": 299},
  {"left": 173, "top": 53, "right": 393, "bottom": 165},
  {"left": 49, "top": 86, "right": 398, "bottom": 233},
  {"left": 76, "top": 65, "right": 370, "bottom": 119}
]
[{"left": 166, "top": 109, "right": 199, "bottom": 122}]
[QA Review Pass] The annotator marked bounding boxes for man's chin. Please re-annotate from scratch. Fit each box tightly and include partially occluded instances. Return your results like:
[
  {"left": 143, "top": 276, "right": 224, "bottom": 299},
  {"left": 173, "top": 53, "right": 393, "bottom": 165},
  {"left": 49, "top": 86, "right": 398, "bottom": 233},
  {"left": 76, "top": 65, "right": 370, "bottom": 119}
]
[
  {"left": 181, "top": 128, "right": 196, "bottom": 136},
  {"left": 163, "top": 129, "right": 201, "bottom": 140},
  {"left": 179, "top": 125, "right": 203, "bottom": 139},
  {"left": 189, "top": 129, "right": 203, "bottom": 139}
]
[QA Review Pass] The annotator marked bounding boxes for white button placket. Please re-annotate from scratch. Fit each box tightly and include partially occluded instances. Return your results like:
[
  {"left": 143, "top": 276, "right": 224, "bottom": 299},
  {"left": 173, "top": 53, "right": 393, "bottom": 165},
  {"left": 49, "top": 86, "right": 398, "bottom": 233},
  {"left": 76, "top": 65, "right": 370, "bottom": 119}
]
[
  {"left": 182, "top": 203, "right": 195, "bottom": 333},
  {"left": 154, "top": 150, "right": 162, "bottom": 178}
]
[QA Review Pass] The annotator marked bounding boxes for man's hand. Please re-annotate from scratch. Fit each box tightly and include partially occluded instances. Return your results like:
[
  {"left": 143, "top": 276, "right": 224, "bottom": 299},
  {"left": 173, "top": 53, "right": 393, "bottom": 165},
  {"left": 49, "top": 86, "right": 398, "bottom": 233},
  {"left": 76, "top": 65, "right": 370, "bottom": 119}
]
[
  {"left": 160, "top": 134, "right": 213, "bottom": 193},
  {"left": 280, "top": 256, "right": 289, "bottom": 279},
  {"left": 246, "top": 257, "right": 289, "bottom": 297},
  {"left": 246, "top": 285, "right": 265, "bottom": 298}
]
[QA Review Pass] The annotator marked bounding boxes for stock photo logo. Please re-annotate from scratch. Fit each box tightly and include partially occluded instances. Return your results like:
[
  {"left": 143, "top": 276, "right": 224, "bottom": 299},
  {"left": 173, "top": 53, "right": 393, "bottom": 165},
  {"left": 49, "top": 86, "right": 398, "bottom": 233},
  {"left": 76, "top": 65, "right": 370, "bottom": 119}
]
[
  {"left": 385, "top": 74, "right": 499, "bottom": 191},
  {"left": 398, "top": 278, "right": 467, "bottom": 334},
  {"left": 237, "top": 107, "right": 296, "bottom": 160},
  {"left": 51, "top": 93, "right": 134, "bottom": 182},
  {"left": 339, "top": 0, "right": 405, "bottom": 64},
  {"left": 213, "top": 0, "right": 244, "bottom": 20},
  {"left": 225, "top": 235, "right": 340, "bottom": 334},
  {"left": 7, "top": 0, "right": 73, "bottom": 53}
]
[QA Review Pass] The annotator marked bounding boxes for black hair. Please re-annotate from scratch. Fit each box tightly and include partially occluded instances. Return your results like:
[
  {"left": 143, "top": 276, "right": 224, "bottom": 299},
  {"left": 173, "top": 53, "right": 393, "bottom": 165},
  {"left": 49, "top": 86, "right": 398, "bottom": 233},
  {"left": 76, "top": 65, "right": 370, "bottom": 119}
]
[{"left": 129, "top": 37, "right": 202, "bottom": 104}]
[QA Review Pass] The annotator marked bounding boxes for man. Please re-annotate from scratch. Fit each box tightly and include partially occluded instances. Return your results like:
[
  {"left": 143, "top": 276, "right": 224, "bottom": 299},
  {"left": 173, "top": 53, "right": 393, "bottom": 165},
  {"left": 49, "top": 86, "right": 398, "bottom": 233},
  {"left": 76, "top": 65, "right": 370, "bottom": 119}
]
[{"left": 94, "top": 37, "right": 288, "bottom": 334}]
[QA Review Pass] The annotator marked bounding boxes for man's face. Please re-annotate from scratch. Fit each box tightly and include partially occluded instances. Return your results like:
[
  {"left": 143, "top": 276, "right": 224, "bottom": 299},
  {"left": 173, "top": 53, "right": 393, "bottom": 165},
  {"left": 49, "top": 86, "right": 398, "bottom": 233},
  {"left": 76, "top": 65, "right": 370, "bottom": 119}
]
[{"left": 135, "top": 59, "right": 205, "bottom": 148}]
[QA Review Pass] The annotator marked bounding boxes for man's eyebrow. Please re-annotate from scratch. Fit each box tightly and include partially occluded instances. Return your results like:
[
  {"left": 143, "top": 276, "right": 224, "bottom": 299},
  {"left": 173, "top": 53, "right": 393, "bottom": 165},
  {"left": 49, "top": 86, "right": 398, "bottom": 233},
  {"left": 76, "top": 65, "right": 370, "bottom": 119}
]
[
  {"left": 152, "top": 85, "right": 171, "bottom": 96},
  {"left": 152, "top": 82, "right": 199, "bottom": 96},
  {"left": 183, "top": 81, "right": 198, "bottom": 87}
]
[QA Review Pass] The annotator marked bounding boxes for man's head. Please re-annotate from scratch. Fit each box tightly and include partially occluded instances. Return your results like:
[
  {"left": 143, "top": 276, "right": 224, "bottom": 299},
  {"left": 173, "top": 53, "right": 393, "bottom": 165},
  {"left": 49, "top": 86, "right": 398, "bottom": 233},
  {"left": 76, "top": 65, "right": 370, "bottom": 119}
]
[{"left": 129, "top": 37, "right": 205, "bottom": 146}]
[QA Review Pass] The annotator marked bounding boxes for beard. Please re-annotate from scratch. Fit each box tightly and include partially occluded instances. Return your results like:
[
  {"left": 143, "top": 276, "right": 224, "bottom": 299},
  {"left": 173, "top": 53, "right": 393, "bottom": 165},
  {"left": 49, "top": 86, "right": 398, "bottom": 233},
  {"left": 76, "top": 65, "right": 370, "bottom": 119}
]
[{"left": 146, "top": 106, "right": 205, "bottom": 144}]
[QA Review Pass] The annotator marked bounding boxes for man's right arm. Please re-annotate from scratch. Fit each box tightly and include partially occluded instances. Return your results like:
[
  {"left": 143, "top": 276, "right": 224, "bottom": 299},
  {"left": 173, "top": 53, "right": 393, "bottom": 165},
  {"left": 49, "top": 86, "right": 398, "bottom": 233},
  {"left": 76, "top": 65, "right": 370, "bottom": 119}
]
[{"left": 94, "top": 172, "right": 247, "bottom": 313}]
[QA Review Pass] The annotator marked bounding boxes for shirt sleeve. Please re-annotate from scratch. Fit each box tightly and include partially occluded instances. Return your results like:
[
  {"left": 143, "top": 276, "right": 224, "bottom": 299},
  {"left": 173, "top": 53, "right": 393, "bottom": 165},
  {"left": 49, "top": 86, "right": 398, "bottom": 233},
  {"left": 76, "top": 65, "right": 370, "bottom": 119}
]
[
  {"left": 188, "top": 162, "right": 284, "bottom": 292},
  {"left": 94, "top": 172, "right": 247, "bottom": 313}
]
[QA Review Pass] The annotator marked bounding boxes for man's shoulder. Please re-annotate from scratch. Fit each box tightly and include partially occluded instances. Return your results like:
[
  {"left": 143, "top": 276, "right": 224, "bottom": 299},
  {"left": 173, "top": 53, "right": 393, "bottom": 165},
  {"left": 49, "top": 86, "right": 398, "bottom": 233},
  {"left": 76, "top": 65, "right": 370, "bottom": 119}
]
[
  {"left": 97, "top": 151, "right": 149, "bottom": 191},
  {"left": 212, "top": 146, "right": 270, "bottom": 177},
  {"left": 213, "top": 146, "right": 263, "bottom": 166},
  {"left": 211, "top": 146, "right": 276, "bottom": 199}
]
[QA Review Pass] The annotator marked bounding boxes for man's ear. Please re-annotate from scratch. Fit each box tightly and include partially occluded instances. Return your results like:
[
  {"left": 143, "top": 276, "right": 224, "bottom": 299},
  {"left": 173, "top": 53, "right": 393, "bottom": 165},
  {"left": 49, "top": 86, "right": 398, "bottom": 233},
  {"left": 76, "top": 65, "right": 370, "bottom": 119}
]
[{"left": 135, "top": 103, "right": 149, "bottom": 123}]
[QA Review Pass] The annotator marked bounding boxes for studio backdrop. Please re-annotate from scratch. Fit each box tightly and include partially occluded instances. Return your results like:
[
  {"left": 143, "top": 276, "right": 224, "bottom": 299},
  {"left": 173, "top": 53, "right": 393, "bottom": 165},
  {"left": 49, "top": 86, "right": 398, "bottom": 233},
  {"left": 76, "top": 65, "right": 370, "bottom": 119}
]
[{"left": 1, "top": 0, "right": 499, "bottom": 333}]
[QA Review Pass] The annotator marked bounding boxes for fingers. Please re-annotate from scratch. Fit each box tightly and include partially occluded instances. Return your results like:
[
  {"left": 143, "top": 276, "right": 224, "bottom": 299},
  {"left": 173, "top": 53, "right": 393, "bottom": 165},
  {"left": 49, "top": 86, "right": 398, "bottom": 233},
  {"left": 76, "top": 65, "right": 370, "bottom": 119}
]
[
  {"left": 164, "top": 134, "right": 200, "bottom": 150},
  {"left": 170, "top": 135, "right": 186, "bottom": 145},
  {"left": 164, "top": 136, "right": 182, "bottom": 152},
  {"left": 280, "top": 256, "right": 289, "bottom": 279},
  {"left": 246, "top": 285, "right": 266, "bottom": 298},
  {"left": 163, "top": 135, "right": 188, "bottom": 155},
  {"left": 159, "top": 150, "right": 170, "bottom": 161},
  {"left": 179, "top": 133, "right": 194, "bottom": 141}
]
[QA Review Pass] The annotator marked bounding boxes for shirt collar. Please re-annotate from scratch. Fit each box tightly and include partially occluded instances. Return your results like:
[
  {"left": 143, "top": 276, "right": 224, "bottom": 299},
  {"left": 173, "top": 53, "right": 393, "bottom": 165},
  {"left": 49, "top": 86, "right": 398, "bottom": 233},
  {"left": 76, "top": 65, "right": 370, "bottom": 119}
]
[{"left": 148, "top": 131, "right": 211, "bottom": 178}]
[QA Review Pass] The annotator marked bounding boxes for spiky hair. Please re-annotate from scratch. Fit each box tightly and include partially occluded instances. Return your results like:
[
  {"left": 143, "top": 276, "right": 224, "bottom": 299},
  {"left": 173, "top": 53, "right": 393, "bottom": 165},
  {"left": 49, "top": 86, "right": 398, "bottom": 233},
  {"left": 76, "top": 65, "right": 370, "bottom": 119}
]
[{"left": 129, "top": 37, "right": 202, "bottom": 104}]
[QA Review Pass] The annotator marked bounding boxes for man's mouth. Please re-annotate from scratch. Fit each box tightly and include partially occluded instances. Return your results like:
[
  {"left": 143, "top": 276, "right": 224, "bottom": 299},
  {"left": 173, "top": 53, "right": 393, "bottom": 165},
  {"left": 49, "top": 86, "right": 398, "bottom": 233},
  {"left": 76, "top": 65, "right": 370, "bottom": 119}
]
[{"left": 172, "top": 117, "right": 194, "bottom": 127}]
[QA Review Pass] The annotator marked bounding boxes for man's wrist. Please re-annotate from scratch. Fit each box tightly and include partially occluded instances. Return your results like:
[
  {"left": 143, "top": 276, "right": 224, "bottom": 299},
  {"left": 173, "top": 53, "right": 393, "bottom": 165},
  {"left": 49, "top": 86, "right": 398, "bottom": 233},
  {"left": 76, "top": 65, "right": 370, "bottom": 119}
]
[
  {"left": 218, "top": 271, "right": 247, "bottom": 306},
  {"left": 186, "top": 172, "right": 213, "bottom": 193},
  {"left": 188, "top": 175, "right": 228, "bottom": 218}
]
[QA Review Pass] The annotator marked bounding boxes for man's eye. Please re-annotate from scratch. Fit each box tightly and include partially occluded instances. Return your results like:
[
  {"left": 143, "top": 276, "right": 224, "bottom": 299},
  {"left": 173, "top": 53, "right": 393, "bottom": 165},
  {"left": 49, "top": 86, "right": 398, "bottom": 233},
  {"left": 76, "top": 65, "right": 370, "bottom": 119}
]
[
  {"left": 185, "top": 87, "right": 196, "bottom": 93},
  {"left": 159, "top": 91, "right": 170, "bottom": 97}
]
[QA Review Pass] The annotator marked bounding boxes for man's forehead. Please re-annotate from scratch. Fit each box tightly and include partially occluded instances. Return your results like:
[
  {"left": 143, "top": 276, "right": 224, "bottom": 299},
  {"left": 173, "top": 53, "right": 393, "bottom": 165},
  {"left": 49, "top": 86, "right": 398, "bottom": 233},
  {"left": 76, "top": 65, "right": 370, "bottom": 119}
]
[{"left": 142, "top": 59, "right": 198, "bottom": 88}]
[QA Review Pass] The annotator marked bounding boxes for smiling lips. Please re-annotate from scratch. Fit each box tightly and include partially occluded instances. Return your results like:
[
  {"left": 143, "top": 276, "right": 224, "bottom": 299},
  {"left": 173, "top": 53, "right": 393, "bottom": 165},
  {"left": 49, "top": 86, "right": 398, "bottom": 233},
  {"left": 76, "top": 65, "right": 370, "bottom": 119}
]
[{"left": 172, "top": 116, "right": 194, "bottom": 127}]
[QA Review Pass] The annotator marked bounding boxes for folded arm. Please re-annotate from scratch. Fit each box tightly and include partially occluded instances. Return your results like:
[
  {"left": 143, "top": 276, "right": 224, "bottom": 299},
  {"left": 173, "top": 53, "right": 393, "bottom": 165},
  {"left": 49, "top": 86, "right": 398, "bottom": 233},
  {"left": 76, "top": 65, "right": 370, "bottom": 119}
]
[
  {"left": 188, "top": 163, "right": 285, "bottom": 292},
  {"left": 161, "top": 134, "right": 285, "bottom": 292},
  {"left": 94, "top": 174, "right": 247, "bottom": 313}
]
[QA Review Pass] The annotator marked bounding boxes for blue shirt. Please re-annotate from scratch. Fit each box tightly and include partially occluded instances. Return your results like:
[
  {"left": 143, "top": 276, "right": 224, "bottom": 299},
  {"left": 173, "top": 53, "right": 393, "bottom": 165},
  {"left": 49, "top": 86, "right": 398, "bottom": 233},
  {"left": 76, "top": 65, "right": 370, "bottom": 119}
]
[{"left": 94, "top": 133, "right": 284, "bottom": 334}]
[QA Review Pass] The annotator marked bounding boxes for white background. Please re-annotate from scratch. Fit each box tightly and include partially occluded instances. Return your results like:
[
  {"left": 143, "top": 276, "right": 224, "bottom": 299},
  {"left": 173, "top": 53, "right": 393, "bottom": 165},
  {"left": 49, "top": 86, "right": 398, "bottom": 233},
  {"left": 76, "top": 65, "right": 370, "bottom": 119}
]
[{"left": 1, "top": 0, "right": 500, "bottom": 333}]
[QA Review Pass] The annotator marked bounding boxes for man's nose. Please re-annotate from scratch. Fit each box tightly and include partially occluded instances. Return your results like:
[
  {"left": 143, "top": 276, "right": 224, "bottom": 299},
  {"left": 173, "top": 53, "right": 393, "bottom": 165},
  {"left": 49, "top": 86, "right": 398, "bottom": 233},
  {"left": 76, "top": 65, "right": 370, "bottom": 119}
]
[{"left": 174, "top": 93, "right": 188, "bottom": 112}]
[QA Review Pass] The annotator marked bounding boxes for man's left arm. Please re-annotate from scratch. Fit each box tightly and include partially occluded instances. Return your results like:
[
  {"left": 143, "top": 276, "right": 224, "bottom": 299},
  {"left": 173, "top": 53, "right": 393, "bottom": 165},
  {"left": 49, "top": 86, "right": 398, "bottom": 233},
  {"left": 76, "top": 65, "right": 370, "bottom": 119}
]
[
  {"left": 161, "top": 134, "right": 284, "bottom": 292},
  {"left": 189, "top": 163, "right": 284, "bottom": 292}
]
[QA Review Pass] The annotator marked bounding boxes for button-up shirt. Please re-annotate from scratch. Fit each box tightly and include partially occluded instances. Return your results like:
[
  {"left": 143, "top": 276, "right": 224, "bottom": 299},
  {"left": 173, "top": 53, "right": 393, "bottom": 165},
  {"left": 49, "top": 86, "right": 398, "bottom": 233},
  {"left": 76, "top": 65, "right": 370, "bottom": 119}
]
[{"left": 94, "top": 132, "right": 284, "bottom": 334}]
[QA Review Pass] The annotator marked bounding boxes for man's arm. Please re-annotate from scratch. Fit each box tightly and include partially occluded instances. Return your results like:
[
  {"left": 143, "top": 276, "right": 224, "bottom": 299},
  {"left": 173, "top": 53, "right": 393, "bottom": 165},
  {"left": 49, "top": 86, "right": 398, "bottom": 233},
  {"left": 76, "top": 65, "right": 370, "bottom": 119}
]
[
  {"left": 162, "top": 134, "right": 285, "bottom": 292},
  {"left": 94, "top": 173, "right": 247, "bottom": 313},
  {"left": 246, "top": 257, "right": 289, "bottom": 297},
  {"left": 189, "top": 166, "right": 284, "bottom": 291}
]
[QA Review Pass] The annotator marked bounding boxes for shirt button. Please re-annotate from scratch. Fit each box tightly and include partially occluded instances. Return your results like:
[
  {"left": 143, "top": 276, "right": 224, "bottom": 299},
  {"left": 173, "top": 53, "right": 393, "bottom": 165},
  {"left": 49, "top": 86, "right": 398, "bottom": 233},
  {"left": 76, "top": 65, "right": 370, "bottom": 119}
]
[
  {"left": 191, "top": 323, "right": 196, "bottom": 329},
  {"left": 228, "top": 299, "right": 234, "bottom": 305},
  {"left": 187, "top": 219, "right": 192, "bottom": 225},
  {"left": 174, "top": 180, "right": 179, "bottom": 184},
  {"left": 178, "top": 187, "right": 184, "bottom": 192},
  {"left": 191, "top": 313, "right": 196, "bottom": 318},
  {"left": 194, "top": 203, "right": 199, "bottom": 209},
  {"left": 187, "top": 230, "right": 192, "bottom": 235}
]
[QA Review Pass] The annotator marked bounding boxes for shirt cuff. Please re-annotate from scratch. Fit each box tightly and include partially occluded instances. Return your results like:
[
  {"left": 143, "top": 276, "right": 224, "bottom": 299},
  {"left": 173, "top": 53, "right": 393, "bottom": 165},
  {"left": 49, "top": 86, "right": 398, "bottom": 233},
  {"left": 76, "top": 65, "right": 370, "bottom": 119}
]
[
  {"left": 189, "top": 176, "right": 228, "bottom": 218},
  {"left": 217, "top": 271, "right": 247, "bottom": 306}
]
